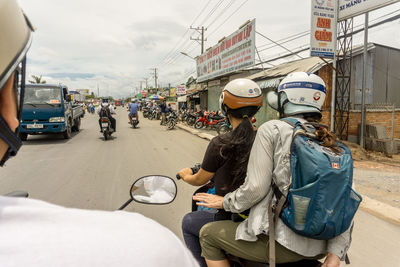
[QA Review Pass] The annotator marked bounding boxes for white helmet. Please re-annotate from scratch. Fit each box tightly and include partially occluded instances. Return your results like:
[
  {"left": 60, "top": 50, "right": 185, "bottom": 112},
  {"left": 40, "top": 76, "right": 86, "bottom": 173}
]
[
  {"left": 219, "top": 78, "right": 262, "bottom": 117},
  {"left": 267, "top": 72, "right": 326, "bottom": 117}
]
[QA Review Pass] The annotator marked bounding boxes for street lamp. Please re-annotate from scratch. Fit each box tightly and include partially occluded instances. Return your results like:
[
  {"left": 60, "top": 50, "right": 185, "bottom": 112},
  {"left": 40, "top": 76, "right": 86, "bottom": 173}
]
[{"left": 180, "top": 51, "right": 195, "bottom": 60}]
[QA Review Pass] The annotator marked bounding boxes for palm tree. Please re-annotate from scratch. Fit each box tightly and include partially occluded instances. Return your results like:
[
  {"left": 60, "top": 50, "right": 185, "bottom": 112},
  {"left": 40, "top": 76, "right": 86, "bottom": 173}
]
[{"left": 29, "top": 75, "right": 46, "bottom": 84}]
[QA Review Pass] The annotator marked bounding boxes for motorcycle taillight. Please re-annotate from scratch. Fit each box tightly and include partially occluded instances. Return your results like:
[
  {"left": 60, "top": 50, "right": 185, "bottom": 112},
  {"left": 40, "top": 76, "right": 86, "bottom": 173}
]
[{"left": 101, "top": 118, "right": 109, "bottom": 122}]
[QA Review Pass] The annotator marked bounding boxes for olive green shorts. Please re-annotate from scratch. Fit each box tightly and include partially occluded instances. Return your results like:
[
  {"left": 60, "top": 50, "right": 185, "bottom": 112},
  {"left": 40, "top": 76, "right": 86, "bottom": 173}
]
[{"left": 199, "top": 220, "right": 322, "bottom": 263}]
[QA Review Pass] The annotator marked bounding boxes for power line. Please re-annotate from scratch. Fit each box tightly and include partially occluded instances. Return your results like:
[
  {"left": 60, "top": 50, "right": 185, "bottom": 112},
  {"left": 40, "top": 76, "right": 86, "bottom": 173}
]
[{"left": 207, "top": 0, "right": 250, "bottom": 38}]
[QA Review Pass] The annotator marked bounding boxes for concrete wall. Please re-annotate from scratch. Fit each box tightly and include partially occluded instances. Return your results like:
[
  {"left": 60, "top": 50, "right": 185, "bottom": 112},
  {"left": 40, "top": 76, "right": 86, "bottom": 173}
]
[
  {"left": 321, "top": 109, "right": 400, "bottom": 139},
  {"left": 372, "top": 45, "right": 400, "bottom": 107}
]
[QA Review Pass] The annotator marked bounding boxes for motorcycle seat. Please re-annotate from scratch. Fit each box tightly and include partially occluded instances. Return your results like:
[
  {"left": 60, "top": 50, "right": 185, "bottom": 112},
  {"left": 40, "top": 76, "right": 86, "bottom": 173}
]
[{"left": 210, "top": 115, "right": 224, "bottom": 120}]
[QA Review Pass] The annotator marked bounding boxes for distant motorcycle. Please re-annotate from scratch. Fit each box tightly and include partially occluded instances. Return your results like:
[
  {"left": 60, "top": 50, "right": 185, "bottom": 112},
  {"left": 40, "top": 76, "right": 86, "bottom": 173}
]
[
  {"left": 166, "top": 111, "right": 178, "bottom": 130},
  {"left": 100, "top": 117, "right": 114, "bottom": 140},
  {"left": 130, "top": 114, "right": 139, "bottom": 129}
]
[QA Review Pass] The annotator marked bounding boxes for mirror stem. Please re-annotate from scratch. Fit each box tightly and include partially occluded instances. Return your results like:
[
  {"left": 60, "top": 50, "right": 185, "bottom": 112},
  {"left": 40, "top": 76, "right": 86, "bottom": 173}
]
[{"left": 118, "top": 198, "right": 133, "bottom": 210}]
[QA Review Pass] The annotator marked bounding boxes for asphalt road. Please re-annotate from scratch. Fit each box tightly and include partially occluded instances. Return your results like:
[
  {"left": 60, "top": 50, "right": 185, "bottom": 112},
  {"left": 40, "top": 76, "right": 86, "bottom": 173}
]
[{"left": 0, "top": 108, "right": 399, "bottom": 266}]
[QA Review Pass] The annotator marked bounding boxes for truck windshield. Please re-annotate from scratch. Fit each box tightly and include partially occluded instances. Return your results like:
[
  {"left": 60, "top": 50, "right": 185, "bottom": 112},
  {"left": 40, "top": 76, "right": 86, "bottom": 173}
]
[{"left": 24, "top": 87, "right": 62, "bottom": 107}]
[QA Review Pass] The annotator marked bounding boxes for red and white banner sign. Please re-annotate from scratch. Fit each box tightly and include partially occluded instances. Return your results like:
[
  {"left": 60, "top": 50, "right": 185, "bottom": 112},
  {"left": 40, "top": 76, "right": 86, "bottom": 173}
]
[
  {"left": 176, "top": 85, "right": 186, "bottom": 95},
  {"left": 196, "top": 19, "right": 255, "bottom": 82}
]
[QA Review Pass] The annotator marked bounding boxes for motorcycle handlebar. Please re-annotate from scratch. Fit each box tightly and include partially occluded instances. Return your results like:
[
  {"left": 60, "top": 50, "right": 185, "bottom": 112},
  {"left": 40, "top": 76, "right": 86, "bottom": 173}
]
[{"left": 176, "top": 163, "right": 201, "bottom": 180}]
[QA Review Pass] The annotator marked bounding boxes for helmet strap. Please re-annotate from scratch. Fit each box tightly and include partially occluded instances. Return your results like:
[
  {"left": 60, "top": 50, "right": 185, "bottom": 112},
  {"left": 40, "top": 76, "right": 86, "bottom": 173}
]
[{"left": 0, "top": 115, "right": 22, "bottom": 166}]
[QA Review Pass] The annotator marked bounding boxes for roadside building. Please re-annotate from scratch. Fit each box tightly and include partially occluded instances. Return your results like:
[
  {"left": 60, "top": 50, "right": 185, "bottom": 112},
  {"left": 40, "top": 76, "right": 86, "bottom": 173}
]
[{"left": 247, "top": 43, "right": 400, "bottom": 148}]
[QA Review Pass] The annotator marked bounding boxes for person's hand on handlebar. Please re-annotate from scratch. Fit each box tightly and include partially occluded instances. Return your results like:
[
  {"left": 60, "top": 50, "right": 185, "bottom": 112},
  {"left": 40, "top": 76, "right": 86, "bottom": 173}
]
[{"left": 177, "top": 168, "right": 193, "bottom": 181}]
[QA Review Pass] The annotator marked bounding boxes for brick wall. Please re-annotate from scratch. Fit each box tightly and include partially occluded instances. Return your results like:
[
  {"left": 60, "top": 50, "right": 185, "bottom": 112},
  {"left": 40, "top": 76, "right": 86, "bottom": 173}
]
[{"left": 321, "top": 110, "right": 400, "bottom": 139}]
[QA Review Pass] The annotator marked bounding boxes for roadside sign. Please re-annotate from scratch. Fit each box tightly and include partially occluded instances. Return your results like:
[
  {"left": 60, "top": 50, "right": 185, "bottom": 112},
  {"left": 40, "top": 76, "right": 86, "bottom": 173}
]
[
  {"left": 196, "top": 19, "right": 256, "bottom": 82},
  {"left": 310, "top": 0, "right": 337, "bottom": 59},
  {"left": 339, "top": 0, "right": 400, "bottom": 21}
]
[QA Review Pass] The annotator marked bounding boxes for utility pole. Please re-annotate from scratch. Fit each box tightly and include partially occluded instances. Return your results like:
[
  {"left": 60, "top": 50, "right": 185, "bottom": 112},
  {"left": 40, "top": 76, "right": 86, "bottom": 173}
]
[
  {"left": 139, "top": 81, "right": 143, "bottom": 91},
  {"left": 97, "top": 84, "right": 99, "bottom": 97},
  {"left": 190, "top": 26, "right": 207, "bottom": 54},
  {"left": 150, "top": 68, "right": 158, "bottom": 89}
]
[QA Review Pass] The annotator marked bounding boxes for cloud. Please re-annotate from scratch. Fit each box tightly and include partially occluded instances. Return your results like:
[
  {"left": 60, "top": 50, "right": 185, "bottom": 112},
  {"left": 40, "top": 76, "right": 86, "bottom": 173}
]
[
  {"left": 19, "top": 0, "right": 400, "bottom": 99},
  {"left": 44, "top": 73, "right": 96, "bottom": 81}
]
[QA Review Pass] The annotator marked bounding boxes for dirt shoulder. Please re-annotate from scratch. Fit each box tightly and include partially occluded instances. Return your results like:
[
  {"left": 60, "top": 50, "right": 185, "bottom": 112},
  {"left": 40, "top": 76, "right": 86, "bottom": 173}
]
[{"left": 344, "top": 141, "right": 400, "bottom": 209}]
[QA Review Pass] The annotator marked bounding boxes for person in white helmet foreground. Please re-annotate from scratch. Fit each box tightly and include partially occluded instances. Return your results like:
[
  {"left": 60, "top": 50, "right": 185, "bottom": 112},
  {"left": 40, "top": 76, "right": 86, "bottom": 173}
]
[
  {"left": 0, "top": 1, "right": 199, "bottom": 266},
  {"left": 177, "top": 78, "right": 263, "bottom": 267},
  {"left": 193, "top": 72, "right": 355, "bottom": 267}
]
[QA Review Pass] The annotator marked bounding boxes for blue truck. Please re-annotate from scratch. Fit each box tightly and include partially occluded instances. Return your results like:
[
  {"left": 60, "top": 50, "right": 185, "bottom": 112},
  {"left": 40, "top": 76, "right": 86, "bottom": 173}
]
[{"left": 19, "top": 84, "right": 84, "bottom": 140}]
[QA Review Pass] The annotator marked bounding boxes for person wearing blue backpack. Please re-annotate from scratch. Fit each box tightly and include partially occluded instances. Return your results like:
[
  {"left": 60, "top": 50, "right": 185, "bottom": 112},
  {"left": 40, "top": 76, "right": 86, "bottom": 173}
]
[{"left": 193, "top": 72, "right": 361, "bottom": 267}]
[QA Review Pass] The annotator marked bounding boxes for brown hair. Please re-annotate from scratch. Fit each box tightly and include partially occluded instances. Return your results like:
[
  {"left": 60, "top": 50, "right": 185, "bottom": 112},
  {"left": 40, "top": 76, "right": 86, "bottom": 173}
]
[{"left": 304, "top": 113, "right": 340, "bottom": 154}]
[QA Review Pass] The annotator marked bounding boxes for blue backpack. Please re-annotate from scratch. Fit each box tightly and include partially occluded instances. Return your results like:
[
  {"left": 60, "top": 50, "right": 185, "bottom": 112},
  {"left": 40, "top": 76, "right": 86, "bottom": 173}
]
[{"left": 273, "top": 118, "right": 362, "bottom": 240}]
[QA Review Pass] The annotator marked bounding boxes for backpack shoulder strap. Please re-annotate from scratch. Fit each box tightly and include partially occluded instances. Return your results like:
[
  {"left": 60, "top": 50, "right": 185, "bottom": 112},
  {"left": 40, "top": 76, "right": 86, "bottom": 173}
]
[{"left": 280, "top": 117, "right": 300, "bottom": 128}]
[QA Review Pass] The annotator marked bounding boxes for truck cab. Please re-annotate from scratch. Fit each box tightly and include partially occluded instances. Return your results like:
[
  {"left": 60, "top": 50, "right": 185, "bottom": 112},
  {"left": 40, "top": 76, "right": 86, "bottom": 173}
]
[{"left": 19, "top": 84, "right": 83, "bottom": 140}]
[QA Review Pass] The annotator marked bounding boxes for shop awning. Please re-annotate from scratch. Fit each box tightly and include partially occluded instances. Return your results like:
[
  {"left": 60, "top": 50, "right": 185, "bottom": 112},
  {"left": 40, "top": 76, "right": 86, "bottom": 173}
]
[
  {"left": 177, "top": 96, "right": 187, "bottom": 102},
  {"left": 256, "top": 78, "right": 282, "bottom": 89}
]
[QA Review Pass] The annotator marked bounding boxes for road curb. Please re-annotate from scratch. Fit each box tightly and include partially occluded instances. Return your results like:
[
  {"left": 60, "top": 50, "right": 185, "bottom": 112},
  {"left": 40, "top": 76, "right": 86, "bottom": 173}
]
[
  {"left": 176, "top": 123, "right": 214, "bottom": 141},
  {"left": 176, "top": 122, "right": 400, "bottom": 226},
  {"left": 359, "top": 195, "right": 400, "bottom": 226}
]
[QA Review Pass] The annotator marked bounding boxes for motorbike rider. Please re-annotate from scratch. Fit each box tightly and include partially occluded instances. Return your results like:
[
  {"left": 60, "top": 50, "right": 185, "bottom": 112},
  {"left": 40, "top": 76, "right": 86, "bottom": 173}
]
[
  {"left": 177, "top": 79, "right": 263, "bottom": 267},
  {"left": 97, "top": 98, "right": 116, "bottom": 132},
  {"left": 193, "top": 72, "right": 350, "bottom": 267},
  {"left": 0, "top": 2, "right": 198, "bottom": 266},
  {"left": 128, "top": 98, "right": 139, "bottom": 125}
]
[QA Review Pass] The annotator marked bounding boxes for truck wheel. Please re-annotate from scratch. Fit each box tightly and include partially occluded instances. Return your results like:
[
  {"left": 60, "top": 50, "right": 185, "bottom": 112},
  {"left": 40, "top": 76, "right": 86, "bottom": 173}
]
[
  {"left": 63, "top": 123, "right": 72, "bottom": 139},
  {"left": 72, "top": 118, "right": 81, "bottom": 132},
  {"left": 19, "top": 133, "right": 28, "bottom": 141}
]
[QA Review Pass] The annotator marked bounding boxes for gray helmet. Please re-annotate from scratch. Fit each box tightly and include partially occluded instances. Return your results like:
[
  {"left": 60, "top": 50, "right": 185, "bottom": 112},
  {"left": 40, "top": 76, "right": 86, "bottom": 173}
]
[
  {"left": 0, "top": 0, "right": 34, "bottom": 89},
  {"left": 0, "top": 0, "right": 34, "bottom": 166}
]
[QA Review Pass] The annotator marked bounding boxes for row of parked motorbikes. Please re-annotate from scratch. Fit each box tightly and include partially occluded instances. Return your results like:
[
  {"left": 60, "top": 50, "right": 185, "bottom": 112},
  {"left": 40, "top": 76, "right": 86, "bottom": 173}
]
[
  {"left": 141, "top": 107, "right": 255, "bottom": 134},
  {"left": 142, "top": 107, "right": 178, "bottom": 130},
  {"left": 178, "top": 109, "right": 257, "bottom": 135}
]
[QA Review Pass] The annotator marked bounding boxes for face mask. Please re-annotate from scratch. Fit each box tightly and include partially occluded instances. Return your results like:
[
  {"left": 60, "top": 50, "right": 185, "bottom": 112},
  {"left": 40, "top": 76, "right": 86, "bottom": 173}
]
[{"left": 0, "top": 59, "right": 26, "bottom": 166}]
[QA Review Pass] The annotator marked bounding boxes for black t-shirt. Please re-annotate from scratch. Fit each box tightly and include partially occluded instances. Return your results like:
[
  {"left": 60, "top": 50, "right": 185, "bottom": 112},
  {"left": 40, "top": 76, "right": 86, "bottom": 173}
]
[
  {"left": 201, "top": 133, "right": 243, "bottom": 196},
  {"left": 201, "top": 133, "right": 250, "bottom": 220}
]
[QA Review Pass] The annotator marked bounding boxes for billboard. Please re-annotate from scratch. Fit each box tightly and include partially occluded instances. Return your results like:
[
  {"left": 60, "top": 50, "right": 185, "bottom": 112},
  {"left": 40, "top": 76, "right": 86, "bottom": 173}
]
[
  {"left": 76, "top": 89, "right": 90, "bottom": 95},
  {"left": 339, "top": 0, "right": 399, "bottom": 21},
  {"left": 196, "top": 19, "right": 255, "bottom": 82},
  {"left": 176, "top": 85, "right": 186, "bottom": 95},
  {"left": 310, "top": 0, "right": 337, "bottom": 58}
]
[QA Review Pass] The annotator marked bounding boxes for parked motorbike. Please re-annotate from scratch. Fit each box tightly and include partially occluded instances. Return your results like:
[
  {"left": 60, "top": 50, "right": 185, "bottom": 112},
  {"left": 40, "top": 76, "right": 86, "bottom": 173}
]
[
  {"left": 194, "top": 111, "right": 226, "bottom": 129},
  {"left": 216, "top": 117, "right": 257, "bottom": 135},
  {"left": 176, "top": 165, "right": 322, "bottom": 267},
  {"left": 142, "top": 108, "right": 151, "bottom": 118},
  {"left": 186, "top": 110, "right": 202, "bottom": 126},
  {"left": 100, "top": 117, "right": 114, "bottom": 140},
  {"left": 166, "top": 111, "right": 178, "bottom": 130},
  {"left": 130, "top": 113, "right": 139, "bottom": 129}
]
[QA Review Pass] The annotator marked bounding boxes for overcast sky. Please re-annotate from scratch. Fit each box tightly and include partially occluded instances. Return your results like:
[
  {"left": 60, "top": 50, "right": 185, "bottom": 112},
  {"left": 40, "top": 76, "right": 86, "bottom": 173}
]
[{"left": 19, "top": 0, "right": 400, "bottom": 98}]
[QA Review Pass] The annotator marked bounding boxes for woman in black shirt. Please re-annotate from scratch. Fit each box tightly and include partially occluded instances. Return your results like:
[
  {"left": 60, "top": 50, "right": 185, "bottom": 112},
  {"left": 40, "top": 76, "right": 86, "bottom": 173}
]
[{"left": 177, "top": 78, "right": 263, "bottom": 267}]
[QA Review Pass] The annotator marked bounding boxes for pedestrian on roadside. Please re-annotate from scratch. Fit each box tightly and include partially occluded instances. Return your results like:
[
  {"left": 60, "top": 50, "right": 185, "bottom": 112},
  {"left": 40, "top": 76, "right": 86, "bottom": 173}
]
[
  {"left": 177, "top": 79, "right": 263, "bottom": 267},
  {"left": 0, "top": 2, "right": 198, "bottom": 266},
  {"left": 160, "top": 100, "right": 168, "bottom": 125}
]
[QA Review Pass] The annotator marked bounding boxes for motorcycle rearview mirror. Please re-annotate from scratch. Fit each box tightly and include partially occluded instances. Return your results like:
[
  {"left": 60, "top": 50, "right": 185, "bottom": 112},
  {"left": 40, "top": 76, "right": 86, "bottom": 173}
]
[{"left": 118, "top": 175, "right": 177, "bottom": 210}]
